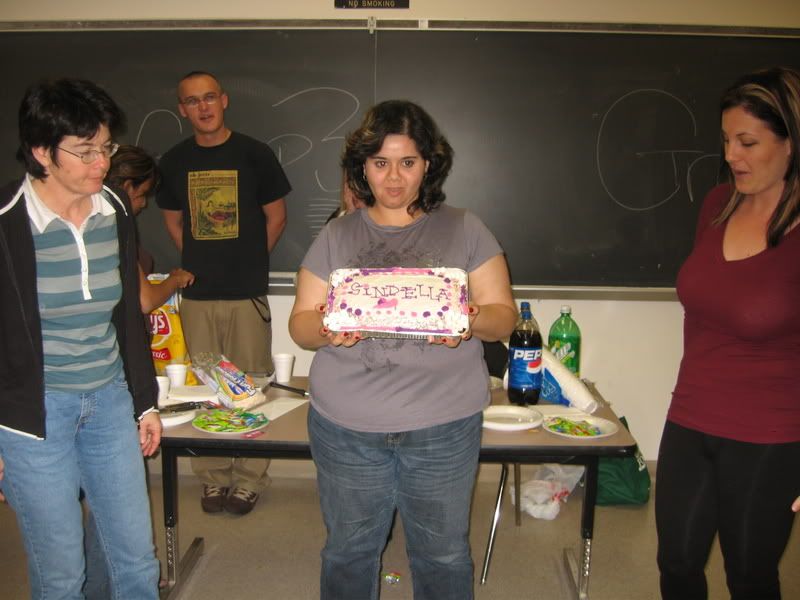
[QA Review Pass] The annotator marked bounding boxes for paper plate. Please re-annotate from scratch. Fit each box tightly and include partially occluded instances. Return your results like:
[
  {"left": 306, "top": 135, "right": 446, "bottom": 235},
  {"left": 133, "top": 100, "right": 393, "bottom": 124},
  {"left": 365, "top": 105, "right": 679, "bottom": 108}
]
[
  {"left": 483, "top": 405, "right": 543, "bottom": 432},
  {"left": 191, "top": 409, "right": 269, "bottom": 435},
  {"left": 160, "top": 410, "right": 195, "bottom": 427},
  {"left": 542, "top": 416, "right": 618, "bottom": 439}
]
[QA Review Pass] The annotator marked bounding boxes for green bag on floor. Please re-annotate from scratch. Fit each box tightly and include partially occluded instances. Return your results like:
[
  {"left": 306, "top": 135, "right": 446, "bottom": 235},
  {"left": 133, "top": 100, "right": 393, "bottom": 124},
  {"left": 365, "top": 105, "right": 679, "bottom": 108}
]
[{"left": 596, "top": 417, "right": 650, "bottom": 505}]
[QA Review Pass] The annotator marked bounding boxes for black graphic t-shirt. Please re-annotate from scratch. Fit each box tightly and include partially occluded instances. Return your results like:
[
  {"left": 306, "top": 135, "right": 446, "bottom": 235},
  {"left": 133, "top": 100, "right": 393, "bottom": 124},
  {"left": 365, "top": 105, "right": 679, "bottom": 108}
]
[{"left": 157, "top": 132, "right": 291, "bottom": 299}]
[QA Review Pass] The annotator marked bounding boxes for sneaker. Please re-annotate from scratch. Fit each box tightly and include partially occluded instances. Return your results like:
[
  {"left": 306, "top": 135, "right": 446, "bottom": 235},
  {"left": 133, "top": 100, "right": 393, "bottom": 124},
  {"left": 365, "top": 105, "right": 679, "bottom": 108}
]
[
  {"left": 200, "top": 485, "right": 229, "bottom": 513},
  {"left": 224, "top": 487, "right": 260, "bottom": 515}
]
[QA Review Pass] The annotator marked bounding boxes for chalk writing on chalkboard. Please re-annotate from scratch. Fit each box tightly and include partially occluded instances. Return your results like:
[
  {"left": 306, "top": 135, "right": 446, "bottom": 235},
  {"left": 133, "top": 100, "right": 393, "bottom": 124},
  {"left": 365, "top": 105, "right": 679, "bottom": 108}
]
[
  {"left": 269, "top": 87, "right": 362, "bottom": 235},
  {"left": 135, "top": 109, "right": 184, "bottom": 150},
  {"left": 129, "top": 87, "right": 364, "bottom": 238},
  {"left": 596, "top": 88, "right": 720, "bottom": 212}
]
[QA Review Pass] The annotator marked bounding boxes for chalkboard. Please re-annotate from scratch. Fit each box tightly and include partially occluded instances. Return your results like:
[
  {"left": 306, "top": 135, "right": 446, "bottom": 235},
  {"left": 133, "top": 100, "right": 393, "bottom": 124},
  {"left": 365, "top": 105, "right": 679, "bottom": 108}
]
[{"left": 2, "top": 28, "right": 799, "bottom": 287}]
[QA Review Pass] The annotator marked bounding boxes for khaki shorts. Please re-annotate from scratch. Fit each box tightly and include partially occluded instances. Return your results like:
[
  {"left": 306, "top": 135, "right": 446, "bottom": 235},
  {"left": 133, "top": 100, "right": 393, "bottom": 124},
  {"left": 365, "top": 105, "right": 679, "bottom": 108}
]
[{"left": 180, "top": 294, "right": 273, "bottom": 375}]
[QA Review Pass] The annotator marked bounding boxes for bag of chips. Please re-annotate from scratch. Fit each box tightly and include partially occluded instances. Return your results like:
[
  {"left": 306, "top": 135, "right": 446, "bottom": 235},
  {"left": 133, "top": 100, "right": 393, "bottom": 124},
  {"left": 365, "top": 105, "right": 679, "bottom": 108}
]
[{"left": 147, "top": 274, "right": 198, "bottom": 385}]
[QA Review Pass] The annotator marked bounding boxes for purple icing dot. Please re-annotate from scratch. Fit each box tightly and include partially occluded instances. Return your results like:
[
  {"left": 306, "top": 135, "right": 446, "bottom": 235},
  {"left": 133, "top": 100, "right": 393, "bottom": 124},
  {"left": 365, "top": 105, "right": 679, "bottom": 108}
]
[
  {"left": 354, "top": 308, "right": 362, "bottom": 316},
  {"left": 442, "top": 305, "right": 449, "bottom": 311},
  {"left": 340, "top": 302, "right": 347, "bottom": 309},
  {"left": 444, "top": 277, "right": 451, "bottom": 283},
  {"left": 345, "top": 277, "right": 352, "bottom": 282},
  {"left": 423, "top": 311, "right": 431, "bottom": 318},
  {"left": 437, "top": 311, "right": 443, "bottom": 317}
]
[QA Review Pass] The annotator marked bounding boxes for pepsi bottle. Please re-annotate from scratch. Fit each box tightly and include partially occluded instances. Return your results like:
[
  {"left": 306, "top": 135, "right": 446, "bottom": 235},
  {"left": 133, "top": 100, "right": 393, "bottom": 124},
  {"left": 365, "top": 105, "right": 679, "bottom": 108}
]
[{"left": 507, "top": 301, "right": 543, "bottom": 405}]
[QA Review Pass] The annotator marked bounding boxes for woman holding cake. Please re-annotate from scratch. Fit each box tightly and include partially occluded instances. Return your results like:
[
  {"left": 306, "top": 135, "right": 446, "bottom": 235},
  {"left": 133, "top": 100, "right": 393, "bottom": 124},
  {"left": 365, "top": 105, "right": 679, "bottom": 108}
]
[{"left": 290, "top": 100, "right": 517, "bottom": 599}]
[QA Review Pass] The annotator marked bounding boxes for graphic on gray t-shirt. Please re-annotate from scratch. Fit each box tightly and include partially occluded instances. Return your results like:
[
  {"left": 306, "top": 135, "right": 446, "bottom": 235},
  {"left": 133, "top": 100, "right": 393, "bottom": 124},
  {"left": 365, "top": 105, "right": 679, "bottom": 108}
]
[{"left": 302, "top": 204, "right": 503, "bottom": 432}]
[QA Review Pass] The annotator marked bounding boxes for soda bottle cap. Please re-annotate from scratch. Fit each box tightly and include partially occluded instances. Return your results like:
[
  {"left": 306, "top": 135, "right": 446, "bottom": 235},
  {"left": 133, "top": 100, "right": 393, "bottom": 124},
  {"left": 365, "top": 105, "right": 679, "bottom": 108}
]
[
  {"left": 560, "top": 305, "right": 571, "bottom": 314},
  {"left": 520, "top": 301, "right": 531, "bottom": 311}
]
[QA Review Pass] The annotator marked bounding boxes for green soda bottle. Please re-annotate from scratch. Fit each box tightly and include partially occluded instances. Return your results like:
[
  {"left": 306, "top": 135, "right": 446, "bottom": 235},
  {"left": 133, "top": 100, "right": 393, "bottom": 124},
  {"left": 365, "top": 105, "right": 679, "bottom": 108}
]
[{"left": 548, "top": 305, "right": 581, "bottom": 376}]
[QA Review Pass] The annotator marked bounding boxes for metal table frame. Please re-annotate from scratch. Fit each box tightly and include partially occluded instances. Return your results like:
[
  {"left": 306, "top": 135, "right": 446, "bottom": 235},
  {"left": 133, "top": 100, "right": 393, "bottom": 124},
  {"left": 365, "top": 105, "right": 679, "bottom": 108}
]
[{"left": 159, "top": 383, "right": 635, "bottom": 600}]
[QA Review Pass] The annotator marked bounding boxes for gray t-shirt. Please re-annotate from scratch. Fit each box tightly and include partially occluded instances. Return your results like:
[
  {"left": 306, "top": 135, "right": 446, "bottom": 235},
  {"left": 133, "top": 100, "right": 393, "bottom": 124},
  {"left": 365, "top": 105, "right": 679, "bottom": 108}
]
[{"left": 302, "top": 204, "right": 503, "bottom": 432}]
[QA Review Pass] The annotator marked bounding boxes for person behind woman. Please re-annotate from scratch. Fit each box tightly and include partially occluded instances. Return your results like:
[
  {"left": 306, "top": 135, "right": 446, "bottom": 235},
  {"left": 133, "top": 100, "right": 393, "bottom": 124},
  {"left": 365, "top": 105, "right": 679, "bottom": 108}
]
[
  {"left": 0, "top": 78, "right": 161, "bottom": 598},
  {"left": 78, "top": 144, "right": 193, "bottom": 599},
  {"left": 325, "top": 170, "right": 364, "bottom": 224},
  {"left": 656, "top": 66, "right": 800, "bottom": 599},
  {"left": 106, "top": 144, "right": 194, "bottom": 312},
  {"left": 289, "top": 100, "right": 517, "bottom": 600}
]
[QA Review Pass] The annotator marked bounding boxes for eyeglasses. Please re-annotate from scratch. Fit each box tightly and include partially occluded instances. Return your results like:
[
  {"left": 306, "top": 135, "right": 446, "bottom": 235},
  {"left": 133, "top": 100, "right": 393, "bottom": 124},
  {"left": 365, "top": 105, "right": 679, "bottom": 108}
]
[
  {"left": 180, "top": 93, "right": 221, "bottom": 108},
  {"left": 58, "top": 142, "right": 120, "bottom": 164}
]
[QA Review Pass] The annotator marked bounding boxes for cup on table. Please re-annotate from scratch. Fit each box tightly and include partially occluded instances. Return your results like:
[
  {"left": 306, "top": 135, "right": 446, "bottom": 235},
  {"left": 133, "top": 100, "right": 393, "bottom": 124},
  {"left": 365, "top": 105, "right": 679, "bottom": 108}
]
[
  {"left": 165, "top": 363, "right": 188, "bottom": 388},
  {"left": 156, "top": 376, "right": 170, "bottom": 404},
  {"left": 273, "top": 353, "right": 295, "bottom": 384}
]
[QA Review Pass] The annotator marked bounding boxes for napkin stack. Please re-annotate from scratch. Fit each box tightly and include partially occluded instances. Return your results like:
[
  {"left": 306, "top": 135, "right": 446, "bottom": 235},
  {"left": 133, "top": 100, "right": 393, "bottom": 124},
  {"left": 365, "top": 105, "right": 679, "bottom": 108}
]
[{"left": 540, "top": 348, "right": 598, "bottom": 414}]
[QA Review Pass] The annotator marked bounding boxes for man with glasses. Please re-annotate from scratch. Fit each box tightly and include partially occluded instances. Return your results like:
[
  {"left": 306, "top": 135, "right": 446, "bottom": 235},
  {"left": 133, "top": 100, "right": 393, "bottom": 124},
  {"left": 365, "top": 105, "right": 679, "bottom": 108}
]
[{"left": 156, "top": 71, "right": 291, "bottom": 516}]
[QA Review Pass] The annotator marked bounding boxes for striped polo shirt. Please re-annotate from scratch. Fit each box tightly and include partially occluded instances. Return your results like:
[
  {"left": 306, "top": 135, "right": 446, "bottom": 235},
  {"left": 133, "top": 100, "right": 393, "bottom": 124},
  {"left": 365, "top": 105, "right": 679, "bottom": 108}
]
[{"left": 24, "top": 176, "right": 123, "bottom": 391}]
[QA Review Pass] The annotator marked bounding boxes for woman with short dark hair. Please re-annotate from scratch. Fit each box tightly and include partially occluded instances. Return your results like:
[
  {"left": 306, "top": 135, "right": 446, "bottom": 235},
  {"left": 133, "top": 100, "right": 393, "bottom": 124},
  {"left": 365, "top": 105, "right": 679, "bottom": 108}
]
[{"left": 0, "top": 78, "right": 161, "bottom": 599}]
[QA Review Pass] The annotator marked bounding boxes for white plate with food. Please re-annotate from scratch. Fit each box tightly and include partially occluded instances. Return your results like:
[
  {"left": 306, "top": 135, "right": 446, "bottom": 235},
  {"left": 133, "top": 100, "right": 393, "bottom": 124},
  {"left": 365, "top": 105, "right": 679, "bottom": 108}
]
[
  {"left": 542, "top": 416, "right": 619, "bottom": 439},
  {"left": 191, "top": 409, "right": 269, "bottom": 435},
  {"left": 483, "top": 405, "right": 543, "bottom": 432}
]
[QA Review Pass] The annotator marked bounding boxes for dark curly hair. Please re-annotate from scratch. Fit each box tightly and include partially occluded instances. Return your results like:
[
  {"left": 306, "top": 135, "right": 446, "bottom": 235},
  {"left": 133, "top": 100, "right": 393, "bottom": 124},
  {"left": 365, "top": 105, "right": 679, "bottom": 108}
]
[
  {"left": 16, "top": 78, "right": 125, "bottom": 180},
  {"left": 342, "top": 100, "right": 453, "bottom": 214}
]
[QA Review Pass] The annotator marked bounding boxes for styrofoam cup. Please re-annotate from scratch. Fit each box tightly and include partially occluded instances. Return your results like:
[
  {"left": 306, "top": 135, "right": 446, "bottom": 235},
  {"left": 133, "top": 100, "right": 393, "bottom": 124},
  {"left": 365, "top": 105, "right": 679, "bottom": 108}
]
[
  {"left": 165, "top": 364, "right": 188, "bottom": 387},
  {"left": 156, "top": 376, "right": 170, "bottom": 404},
  {"left": 273, "top": 353, "right": 295, "bottom": 384}
]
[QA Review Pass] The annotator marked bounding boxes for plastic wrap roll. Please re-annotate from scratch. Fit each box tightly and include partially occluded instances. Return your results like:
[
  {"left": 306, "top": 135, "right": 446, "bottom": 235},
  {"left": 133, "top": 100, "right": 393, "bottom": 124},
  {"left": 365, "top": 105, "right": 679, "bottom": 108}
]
[{"left": 541, "top": 348, "right": 598, "bottom": 413}]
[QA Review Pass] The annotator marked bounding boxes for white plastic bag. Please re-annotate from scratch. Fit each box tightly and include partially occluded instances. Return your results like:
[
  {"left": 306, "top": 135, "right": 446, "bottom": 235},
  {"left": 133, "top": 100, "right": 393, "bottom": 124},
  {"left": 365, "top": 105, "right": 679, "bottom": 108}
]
[{"left": 510, "top": 464, "right": 585, "bottom": 520}]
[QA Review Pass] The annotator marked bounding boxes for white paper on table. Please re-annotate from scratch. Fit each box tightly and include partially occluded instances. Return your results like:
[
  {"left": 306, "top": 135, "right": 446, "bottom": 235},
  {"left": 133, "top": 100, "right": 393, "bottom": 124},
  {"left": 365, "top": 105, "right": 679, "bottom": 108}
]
[
  {"left": 254, "top": 398, "right": 308, "bottom": 421},
  {"left": 164, "top": 384, "right": 218, "bottom": 405},
  {"left": 534, "top": 405, "right": 592, "bottom": 419}
]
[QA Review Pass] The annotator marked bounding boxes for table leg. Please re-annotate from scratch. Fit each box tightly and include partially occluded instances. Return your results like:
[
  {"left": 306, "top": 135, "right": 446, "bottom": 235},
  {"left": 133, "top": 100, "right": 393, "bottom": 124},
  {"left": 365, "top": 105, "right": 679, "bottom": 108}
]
[
  {"left": 514, "top": 463, "right": 521, "bottom": 526},
  {"left": 160, "top": 447, "right": 204, "bottom": 598},
  {"left": 480, "top": 463, "right": 508, "bottom": 585},
  {"left": 161, "top": 537, "right": 204, "bottom": 599},
  {"left": 161, "top": 447, "right": 180, "bottom": 585},
  {"left": 562, "top": 456, "right": 598, "bottom": 600}
]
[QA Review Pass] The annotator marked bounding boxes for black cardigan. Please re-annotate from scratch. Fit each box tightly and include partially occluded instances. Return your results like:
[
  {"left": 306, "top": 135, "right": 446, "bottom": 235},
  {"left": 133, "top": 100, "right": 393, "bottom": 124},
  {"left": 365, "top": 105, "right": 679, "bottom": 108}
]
[{"left": 0, "top": 178, "right": 157, "bottom": 438}]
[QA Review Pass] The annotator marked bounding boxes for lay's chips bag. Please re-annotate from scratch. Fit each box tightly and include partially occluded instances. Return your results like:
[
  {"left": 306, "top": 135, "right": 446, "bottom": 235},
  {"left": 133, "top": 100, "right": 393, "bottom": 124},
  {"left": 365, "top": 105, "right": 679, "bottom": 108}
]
[{"left": 147, "top": 274, "right": 198, "bottom": 386}]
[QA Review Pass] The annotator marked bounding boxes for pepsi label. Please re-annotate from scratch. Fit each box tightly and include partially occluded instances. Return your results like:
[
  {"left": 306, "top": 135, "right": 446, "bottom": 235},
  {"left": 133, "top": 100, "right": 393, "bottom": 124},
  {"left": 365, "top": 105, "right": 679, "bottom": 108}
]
[{"left": 508, "top": 346, "right": 542, "bottom": 390}]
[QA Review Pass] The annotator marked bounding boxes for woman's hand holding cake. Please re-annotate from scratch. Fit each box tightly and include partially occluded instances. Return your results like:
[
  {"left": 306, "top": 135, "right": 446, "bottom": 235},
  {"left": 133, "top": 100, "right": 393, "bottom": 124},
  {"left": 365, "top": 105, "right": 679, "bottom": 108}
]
[{"left": 316, "top": 303, "right": 362, "bottom": 347}]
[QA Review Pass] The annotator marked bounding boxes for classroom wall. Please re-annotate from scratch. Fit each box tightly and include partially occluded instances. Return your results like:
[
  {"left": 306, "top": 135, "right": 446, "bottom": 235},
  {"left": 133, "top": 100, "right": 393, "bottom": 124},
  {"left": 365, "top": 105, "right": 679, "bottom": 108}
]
[
  {"left": 3, "top": 1, "right": 797, "bottom": 460},
  {"left": 2, "top": 0, "right": 800, "bottom": 28}
]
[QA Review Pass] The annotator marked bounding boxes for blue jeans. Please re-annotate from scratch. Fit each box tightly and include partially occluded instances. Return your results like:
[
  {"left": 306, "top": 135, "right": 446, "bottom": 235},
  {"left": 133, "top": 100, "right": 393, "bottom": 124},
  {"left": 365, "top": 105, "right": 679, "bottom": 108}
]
[
  {"left": 308, "top": 406, "right": 481, "bottom": 600},
  {"left": 0, "top": 376, "right": 159, "bottom": 600},
  {"left": 83, "top": 504, "right": 111, "bottom": 600}
]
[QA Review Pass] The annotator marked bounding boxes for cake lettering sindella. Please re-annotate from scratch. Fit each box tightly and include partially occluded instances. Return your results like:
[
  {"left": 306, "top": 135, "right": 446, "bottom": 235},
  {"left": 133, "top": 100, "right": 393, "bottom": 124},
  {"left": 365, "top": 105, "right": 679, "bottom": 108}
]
[{"left": 323, "top": 267, "right": 469, "bottom": 338}]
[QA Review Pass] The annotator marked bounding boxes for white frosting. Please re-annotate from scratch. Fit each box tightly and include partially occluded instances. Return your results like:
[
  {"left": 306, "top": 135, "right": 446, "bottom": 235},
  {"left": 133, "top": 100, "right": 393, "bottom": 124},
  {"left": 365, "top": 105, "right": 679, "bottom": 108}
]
[{"left": 324, "top": 267, "right": 469, "bottom": 337}]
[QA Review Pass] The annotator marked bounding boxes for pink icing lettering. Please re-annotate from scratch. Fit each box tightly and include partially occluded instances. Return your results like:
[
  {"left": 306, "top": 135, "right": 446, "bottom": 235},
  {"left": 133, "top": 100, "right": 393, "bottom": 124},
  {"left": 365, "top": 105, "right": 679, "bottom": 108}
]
[{"left": 375, "top": 297, "right": 399, "bottom": 309}]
